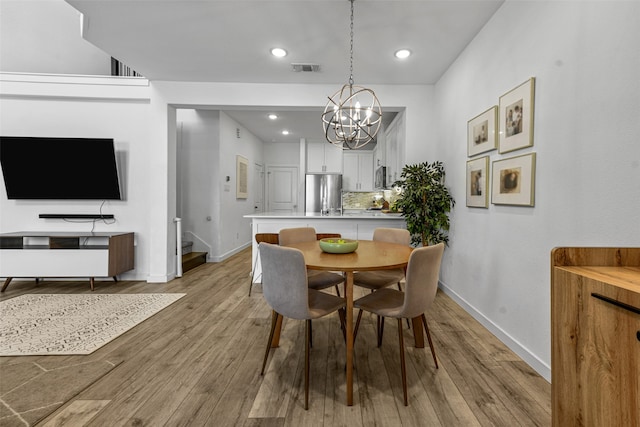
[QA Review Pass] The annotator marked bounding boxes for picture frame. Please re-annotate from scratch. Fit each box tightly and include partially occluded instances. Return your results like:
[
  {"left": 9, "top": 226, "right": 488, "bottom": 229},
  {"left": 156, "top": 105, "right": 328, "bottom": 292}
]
[
  {"left": 467, "top": 106, "right": 497, "bottom": 157},
  {"left": 491, "top": 152, "right": 536, "bottom": 206},
  {"left": 499, "top": 77, "right": 535, "bottom": 153},
  {"left": 236, "top": 155, "right": 248, "bottom": 199},
  {"left": 466, "top": 156, "right": 489, "bottom": 208}
]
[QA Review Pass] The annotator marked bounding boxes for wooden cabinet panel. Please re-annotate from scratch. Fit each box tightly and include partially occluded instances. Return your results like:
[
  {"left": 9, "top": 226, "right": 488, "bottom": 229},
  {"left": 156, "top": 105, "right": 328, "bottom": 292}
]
[{"left": 551, "top": 247, "right": 640, "bottom": 427}]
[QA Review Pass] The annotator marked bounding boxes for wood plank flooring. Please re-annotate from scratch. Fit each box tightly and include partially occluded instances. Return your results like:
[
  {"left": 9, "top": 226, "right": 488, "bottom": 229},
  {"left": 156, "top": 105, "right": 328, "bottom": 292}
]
[{"left": 0, "top": 248, "right": 551, "bottom": 426}]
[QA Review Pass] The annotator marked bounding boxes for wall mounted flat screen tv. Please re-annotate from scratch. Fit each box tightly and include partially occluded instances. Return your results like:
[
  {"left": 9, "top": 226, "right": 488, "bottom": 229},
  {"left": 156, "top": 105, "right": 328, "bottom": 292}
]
[{"left": 0, "top": 136, "right": 122, "bottom": 200}]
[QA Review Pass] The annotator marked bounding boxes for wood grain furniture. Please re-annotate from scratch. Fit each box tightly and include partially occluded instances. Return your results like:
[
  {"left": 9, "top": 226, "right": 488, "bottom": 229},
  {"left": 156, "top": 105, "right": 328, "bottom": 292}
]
[
  {"left": 279, "top": 227, "right": 344, "bottom": 297},
  {"left": 283, "top": 239, "right": 413, "bottom": 406},
  {"left": 244, "top": 212, "right": 406, "bottom": 282},
  {"left": 551, "top": 247, "right": 640, "bottom": 426},
  {"left": 353, "top": 227, "right": 410, "bottom": 292},
  {"left": 0, "top": 231, "right": 135, "bottom": 292}
]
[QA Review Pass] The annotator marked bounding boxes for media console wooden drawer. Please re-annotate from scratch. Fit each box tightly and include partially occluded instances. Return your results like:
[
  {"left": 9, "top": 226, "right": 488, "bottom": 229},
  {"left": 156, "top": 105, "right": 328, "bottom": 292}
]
[{"left": 0, "top": 231, "right": 134, "bottom": 292}]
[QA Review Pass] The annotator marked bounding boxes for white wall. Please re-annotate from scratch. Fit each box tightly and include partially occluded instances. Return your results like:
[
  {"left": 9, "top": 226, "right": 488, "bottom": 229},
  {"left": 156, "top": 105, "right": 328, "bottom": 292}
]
[
  {"left": 176, "top": 109, "right": 220, "bottom": 259},
  {"left": 434, "top": 0, "right": 640, "bottom": 380},
  {"left": 176, "top": 109, "right": 264, "bottom": 261},
  {"left": 0, "top": 0, "right": 111, "bottom": 75},
  {"left": 217, "top": 111, "right": 264, "bottom": 259},
  {"left": 0, "top": 74, "right": 152, "bottom": 281}
]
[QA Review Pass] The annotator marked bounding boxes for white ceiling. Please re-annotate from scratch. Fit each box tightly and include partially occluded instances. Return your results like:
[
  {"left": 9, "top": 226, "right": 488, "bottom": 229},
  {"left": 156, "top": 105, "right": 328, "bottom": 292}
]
[{"left": 65, "top": 0, "right": 503, "bottom": 144}]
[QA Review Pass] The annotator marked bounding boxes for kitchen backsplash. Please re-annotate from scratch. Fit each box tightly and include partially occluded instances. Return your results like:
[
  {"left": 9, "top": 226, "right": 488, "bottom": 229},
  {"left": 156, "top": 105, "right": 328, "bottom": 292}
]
[{"left": 342, "top": 190, "right": 399, "bottom": 210}]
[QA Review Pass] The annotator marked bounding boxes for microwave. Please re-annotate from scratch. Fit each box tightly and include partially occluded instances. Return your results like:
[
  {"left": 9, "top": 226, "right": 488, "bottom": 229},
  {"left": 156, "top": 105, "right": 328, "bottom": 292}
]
[{"left": 375, "top": 166, "right": 387, "bottom": 189}]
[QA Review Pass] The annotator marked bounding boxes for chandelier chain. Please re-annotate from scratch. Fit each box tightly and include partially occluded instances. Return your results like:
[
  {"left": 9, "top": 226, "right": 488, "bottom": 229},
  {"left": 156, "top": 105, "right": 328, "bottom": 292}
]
[{"left": 349, "top": 0, "right": 354, "bottom": 86}]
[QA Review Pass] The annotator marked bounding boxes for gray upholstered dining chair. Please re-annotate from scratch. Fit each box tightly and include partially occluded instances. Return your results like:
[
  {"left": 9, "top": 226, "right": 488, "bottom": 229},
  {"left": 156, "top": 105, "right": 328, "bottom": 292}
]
[
  {"left": 353, "top": 227, "right": 410, "bottom": 292},
  {"left": 353, "top": 242, "right": 445, "bottom": 406},
  {"left": 278, "top": 227, "right": 344, "bottom": 297},
  {"left": 259, "top": 242, "right": 346, "bottom": 410}
]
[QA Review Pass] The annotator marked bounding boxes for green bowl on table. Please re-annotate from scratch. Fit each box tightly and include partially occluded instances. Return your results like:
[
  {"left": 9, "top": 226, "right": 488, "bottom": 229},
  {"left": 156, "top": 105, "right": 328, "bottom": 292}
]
[{"left": 319, "top": 238, "right": 358, "bottom": 254}]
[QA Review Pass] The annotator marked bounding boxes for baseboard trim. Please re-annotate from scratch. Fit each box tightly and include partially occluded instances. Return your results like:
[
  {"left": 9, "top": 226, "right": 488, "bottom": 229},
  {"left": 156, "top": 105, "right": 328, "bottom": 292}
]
[
  {"left": 208, "top": 242, "right": 251, "bottom": 263},
  {"left": 438, "top": 281, "right": 551, "bottom": 382}
]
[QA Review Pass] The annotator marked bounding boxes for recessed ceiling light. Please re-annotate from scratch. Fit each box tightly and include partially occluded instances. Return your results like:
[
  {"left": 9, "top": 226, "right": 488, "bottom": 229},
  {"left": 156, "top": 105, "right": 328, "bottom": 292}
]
[
  {"left": 281, "top": 130, "right": 290, "bottom": 135},
  {"left": 394, "top": 49, "right": 411, "bottom": 59},
  {"left": 271, "top": 48, "right": 287, "bottom": 58},
  {"left": 268, "top": 114, "right": 278, "bottom": 120}
]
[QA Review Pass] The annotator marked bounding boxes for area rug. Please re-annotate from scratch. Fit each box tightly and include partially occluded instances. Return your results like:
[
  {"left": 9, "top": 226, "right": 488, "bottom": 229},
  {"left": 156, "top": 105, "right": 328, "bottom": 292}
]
[{"left": 0, "top": 293, "right": 185, "bottom": 356}]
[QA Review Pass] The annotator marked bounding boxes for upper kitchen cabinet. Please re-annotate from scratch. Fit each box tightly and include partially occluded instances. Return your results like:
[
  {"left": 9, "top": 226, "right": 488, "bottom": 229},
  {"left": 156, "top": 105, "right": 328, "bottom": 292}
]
[
  {"left": 374, "top": 130, "right": 386, "bottom": 170},
  {"left": 307, "top": 141, "right": 343, "bottom": 173},
  {"left": 385, "top": 112, "right": 405, "bottom": 186},
  {"left": 343, "top": 151, "right": 374, "bottom": 191}
]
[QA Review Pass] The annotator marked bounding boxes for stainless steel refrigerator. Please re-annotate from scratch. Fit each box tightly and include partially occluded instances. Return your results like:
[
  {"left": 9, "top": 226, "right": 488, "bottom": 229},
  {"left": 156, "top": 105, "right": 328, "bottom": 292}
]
[{"left": 305, "top": 173, "right": 342, "bottom": 215}]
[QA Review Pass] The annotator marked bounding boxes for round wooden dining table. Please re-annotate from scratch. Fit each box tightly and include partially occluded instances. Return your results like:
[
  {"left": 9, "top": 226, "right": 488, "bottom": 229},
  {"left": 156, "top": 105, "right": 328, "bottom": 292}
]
[{"left": 284, "top": 239, "right": 413, "bottom": 406}]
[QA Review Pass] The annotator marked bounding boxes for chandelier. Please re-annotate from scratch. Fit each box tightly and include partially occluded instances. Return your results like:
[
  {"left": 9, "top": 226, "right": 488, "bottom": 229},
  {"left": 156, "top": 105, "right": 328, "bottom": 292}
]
[{"left": 322, "top": 0, "right": 382, "bottom": 150}]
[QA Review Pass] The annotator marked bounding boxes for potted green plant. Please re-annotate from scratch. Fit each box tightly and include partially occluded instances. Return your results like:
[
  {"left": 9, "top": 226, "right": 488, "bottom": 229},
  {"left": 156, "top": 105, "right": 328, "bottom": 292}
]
[{"left": 392, "top": 161, "right": 455, "bottom": 246}]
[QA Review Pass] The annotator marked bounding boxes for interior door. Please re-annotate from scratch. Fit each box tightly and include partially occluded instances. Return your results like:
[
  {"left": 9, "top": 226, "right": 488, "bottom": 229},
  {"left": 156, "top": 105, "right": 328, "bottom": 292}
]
[
  {"left": 267, "top": 166, "right": 298, "bottom": 213},
  {"left": 253, "top": 162, "right": 264, "bottom": 213}
]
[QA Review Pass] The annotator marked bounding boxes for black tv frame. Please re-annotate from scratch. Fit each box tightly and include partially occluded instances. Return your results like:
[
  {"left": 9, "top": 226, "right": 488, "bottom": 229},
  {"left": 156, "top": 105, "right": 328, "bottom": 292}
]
[{"left": 0, "top": 136, "right": 123, "bottom": 200}]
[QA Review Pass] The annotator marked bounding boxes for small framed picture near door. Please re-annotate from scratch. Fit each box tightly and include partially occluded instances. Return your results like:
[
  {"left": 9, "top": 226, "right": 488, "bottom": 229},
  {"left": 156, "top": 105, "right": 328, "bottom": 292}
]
[
  {"left": 467, "top": 106, "right": 497, "bottom": 157},
  {"left": 491, "top": 153, "right": 536, "bottom": 206},
  {"left": 466, "top": 156, "right": 489, "bottom": 208},
  {"left": 236, "top": 155, "right": 249, "bottom": 199},
  {"left": 499, "top": 77, "right": 535, "bottom": 153}
]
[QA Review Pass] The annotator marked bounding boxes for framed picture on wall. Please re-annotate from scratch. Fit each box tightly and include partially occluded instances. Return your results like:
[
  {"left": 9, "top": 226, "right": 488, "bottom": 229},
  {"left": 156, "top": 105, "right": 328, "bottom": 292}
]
[
  {"left": 491, "top": 152, "right": 536, "bottom": 206},
  {"left": 236, "top": 155, "right": 248, "bottom": 199},
  {"left": 467, "top": 106, "right": 497, "bottom": 157},
  {"left": 466, "top": 156, "right": 489, "bottom": 208},
  {"left": 499, "top": 77, "right": 535, "bottom": 153}
]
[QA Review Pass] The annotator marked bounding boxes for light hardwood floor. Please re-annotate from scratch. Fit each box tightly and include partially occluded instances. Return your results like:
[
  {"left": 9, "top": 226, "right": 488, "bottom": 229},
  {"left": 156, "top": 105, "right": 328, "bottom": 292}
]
[{"left": 0, "top": 247, "right": 551, "bottom": 426}]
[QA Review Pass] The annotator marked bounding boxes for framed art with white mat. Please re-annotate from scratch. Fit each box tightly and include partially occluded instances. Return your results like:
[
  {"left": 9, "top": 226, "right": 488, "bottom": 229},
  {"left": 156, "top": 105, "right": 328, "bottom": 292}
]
[
  {"left": 466, "top": 156, "right": 489, "bottom": 208},
  {"left": 467, "top": 106, "right": 497, "bottom": 157},
  {"left": 491, "top": 153, "right": 536, "bottom": 206},
  {"left": 499, "top": 78, "right": 535, "bottom": 154}
]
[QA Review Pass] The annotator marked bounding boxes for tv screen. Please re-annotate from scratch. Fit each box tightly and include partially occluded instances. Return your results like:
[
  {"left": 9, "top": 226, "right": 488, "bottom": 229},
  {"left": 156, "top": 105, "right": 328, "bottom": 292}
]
[{"left": 0, "top": 136, "right": 122, "bottom": 200}]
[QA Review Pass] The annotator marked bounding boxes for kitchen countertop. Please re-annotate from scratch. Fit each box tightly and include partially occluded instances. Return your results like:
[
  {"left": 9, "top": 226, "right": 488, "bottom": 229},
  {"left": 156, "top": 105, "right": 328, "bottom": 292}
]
[{"left": 244, "top": 211, "right": 404, "bottom": 219}]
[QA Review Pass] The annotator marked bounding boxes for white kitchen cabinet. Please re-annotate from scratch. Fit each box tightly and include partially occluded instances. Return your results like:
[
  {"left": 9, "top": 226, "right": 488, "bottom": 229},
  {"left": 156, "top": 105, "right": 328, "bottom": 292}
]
[
  {"left": 385, "top": 112, "right": 405, "bottom": 185},
  {"left": 343, "top": 151, "right": 374, "bottom": 191},
  {"left": 306, "top": 141, "right": 343, "bottom": 173}
]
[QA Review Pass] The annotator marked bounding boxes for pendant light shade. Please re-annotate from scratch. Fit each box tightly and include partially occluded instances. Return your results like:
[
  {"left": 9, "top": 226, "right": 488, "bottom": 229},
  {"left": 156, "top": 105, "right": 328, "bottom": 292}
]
[{"left": 322, "top": 0, "right": 382, "bottom": 150}]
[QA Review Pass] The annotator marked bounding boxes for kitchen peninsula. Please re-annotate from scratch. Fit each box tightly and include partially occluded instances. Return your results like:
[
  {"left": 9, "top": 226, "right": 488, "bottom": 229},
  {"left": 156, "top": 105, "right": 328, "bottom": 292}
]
[{"left": 244, "top": 211, "right": 406, "bottom": 282}]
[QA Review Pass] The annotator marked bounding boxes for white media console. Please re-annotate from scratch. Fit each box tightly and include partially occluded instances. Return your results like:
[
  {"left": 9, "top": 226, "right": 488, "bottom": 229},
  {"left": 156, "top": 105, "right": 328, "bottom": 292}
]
[{"left": 0, "top": 231, "right": 134, "bottom": 292}]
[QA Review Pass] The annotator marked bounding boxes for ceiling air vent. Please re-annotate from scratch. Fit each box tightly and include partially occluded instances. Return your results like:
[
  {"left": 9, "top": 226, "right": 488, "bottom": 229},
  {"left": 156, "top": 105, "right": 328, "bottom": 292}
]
[{"left": 291, "top": 63, "right": 320, "bottom": 73}]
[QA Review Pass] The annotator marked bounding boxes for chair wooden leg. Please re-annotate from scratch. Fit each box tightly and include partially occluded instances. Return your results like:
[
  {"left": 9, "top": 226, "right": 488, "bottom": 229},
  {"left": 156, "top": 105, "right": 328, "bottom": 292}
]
[
  {"left": 334, "top": 284, "right": 341, "bottom": 297},
  {"left": 305, "top": 319, "right": 311, "bottom": 410},
  {"left": 353, "top": 309, "right": 363, "bottom": 342},
  {"left": 421, "top": 314, "right": 438, "bottom": 369},
  {"left": 262, "top": 311, "right": 279, "bottom": 375},
  {"left": 309, "top": 320, "right": 313, "bottom": 348},
  {"left": 378, "top": 316, "right": 385, "bottom": 347},
  {"left": 397, "top": 318, "right": 408, "bottom": 406}
]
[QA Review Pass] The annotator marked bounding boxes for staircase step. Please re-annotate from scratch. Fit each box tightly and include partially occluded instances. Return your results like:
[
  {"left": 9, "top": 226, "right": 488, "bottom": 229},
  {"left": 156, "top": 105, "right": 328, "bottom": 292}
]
[{"left": 182, "top": 251, "right": 207, "bottom": 273}]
